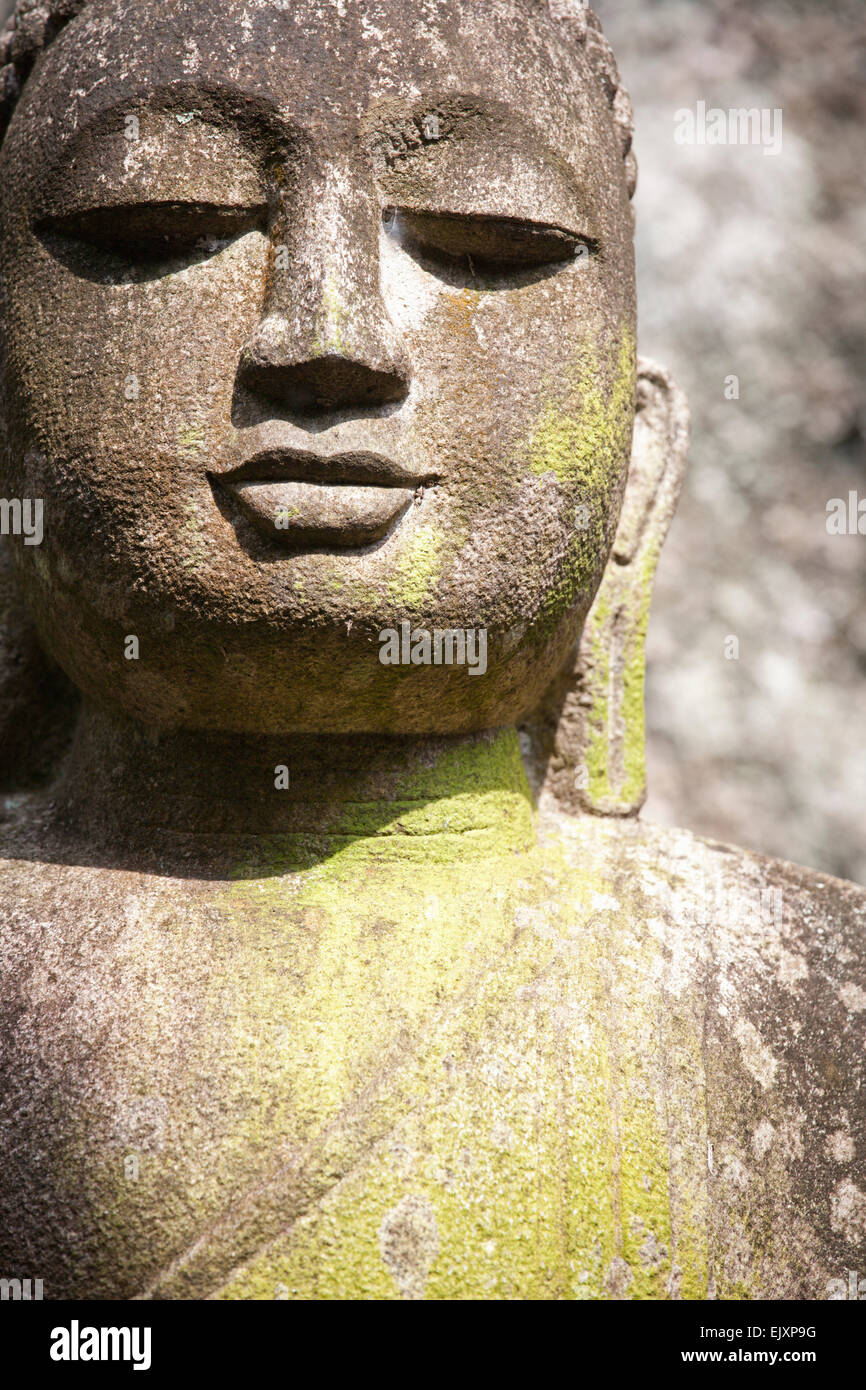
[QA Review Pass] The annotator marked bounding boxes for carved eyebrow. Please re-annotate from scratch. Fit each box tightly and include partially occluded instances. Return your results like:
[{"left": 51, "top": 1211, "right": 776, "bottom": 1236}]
[
  {"left": 30, "top": 85, "right": 299, "bottom": 216},
  {"left": 369, "top": 99, "right": 580, "bottom": 180},
  {"left": 367, "top": 97, "right": 593, "bottom": 237},
  {"left": 58, "top": 82, "right": 291, "bottom": 148}
]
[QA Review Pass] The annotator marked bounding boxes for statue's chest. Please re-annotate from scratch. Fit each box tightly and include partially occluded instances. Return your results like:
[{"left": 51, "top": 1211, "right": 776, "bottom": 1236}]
[{"left": 2, "top": 857, "right": 709, "bottom": 1299}]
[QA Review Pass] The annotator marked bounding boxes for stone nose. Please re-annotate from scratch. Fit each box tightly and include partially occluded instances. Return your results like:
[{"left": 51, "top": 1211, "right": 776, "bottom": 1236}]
[{"left": 238, "top": 157, "right": 411, "bottom": 412}]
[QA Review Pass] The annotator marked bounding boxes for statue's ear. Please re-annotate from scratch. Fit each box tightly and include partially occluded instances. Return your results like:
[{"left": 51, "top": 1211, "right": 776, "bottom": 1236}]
[{"left": 520, "top": 357, "right": 689, "bottom": 816}]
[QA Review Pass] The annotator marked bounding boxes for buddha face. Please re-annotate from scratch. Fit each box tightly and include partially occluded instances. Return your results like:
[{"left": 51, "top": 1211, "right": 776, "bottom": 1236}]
[{"left": 0, "top": 0, "right": 635, "bottom": 734}]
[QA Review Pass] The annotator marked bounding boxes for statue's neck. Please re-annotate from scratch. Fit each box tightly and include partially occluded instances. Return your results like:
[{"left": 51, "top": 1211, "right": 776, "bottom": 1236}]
[{"left": 50, "top": 705, "right": 536, "bottom": 872}]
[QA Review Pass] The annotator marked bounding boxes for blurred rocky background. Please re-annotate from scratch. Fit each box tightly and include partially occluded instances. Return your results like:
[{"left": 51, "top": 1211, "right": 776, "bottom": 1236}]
[{"left": 599, "top": 0, "right": 866, "bottom": 884}]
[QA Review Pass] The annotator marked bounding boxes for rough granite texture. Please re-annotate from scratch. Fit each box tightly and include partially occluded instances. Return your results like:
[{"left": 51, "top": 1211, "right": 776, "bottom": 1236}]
[
  {"left": 0, "top": 0, "right": 862, "bottom": 1300},
  {"left": 1, "top": 781, "right": 864, "bottom": 1300}
]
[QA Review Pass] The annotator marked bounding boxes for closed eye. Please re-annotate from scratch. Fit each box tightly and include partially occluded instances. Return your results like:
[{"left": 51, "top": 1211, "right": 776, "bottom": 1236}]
[
  {"left": 36, "top": 201, "right": 267, "bottom": 278},
  {"left": 384, "top": 206, "right": 595, "bottom": 270}
]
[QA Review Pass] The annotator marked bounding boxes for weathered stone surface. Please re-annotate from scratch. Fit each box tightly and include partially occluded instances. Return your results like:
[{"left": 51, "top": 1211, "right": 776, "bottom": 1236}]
[
  {"left": 1, "top": 779, "right": 863, "bottom": 1300},
  {"left": 0, "top": 0, "right": 861, "bottom": 1300},
  {"left": 0, "top": 0, "right": 636, "bottom": 736}
]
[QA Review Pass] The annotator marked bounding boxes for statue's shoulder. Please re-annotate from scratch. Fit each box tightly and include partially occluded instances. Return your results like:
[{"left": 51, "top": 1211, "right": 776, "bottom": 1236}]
[
  {"left": 544, "top": 806, "right": 865, "bottom": 955},
  {"left": 545, "top": 807, "right": 866, "bottom": 1072},
  {"left": 539, "top": 808, "right": 866, "bottom": 1297}
]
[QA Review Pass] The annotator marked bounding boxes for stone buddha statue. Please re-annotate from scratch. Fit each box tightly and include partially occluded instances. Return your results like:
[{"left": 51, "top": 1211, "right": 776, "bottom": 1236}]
[{"left": 0, "top": 0, "right": 863, "bottom": 1301}]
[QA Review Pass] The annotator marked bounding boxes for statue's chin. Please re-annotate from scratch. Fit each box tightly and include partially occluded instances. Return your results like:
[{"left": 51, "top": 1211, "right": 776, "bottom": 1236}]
[{"left": 35, "top": 606, "right": 586, "bottom": 737}]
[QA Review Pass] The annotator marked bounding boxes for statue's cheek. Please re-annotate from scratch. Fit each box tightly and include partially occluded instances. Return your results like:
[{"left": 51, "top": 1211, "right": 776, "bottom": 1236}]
[
  {"left": 398, "top": 267, "right": 620, "bottom": 488},
  {"left": 3, "top": 231, "right": 270, "bottom": 450},
  {"left": 503, "top": 324, "right": 637, "bottom": 603}
]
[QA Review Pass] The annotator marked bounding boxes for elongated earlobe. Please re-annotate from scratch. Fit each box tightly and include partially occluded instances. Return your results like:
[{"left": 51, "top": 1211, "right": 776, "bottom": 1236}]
[{"left": 521, "top": 358, "right": 689, "bottom": 816}]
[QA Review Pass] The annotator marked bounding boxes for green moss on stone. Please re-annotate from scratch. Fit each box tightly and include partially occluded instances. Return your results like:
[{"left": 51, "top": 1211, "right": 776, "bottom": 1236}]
[
  {"left": 385, "top": 523, "right": 444, "bottom": 610},
  {"left": 527, "top": 329, "right": 635, "bottom": 489},
  {"left": 198, "top": 827, "right": 710, "bottom": 1302}
]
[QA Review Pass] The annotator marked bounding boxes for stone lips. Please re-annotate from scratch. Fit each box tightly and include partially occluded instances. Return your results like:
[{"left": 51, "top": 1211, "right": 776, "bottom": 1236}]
[{"left": 227, "top": 478, "right": 416, "bottom": 548}]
